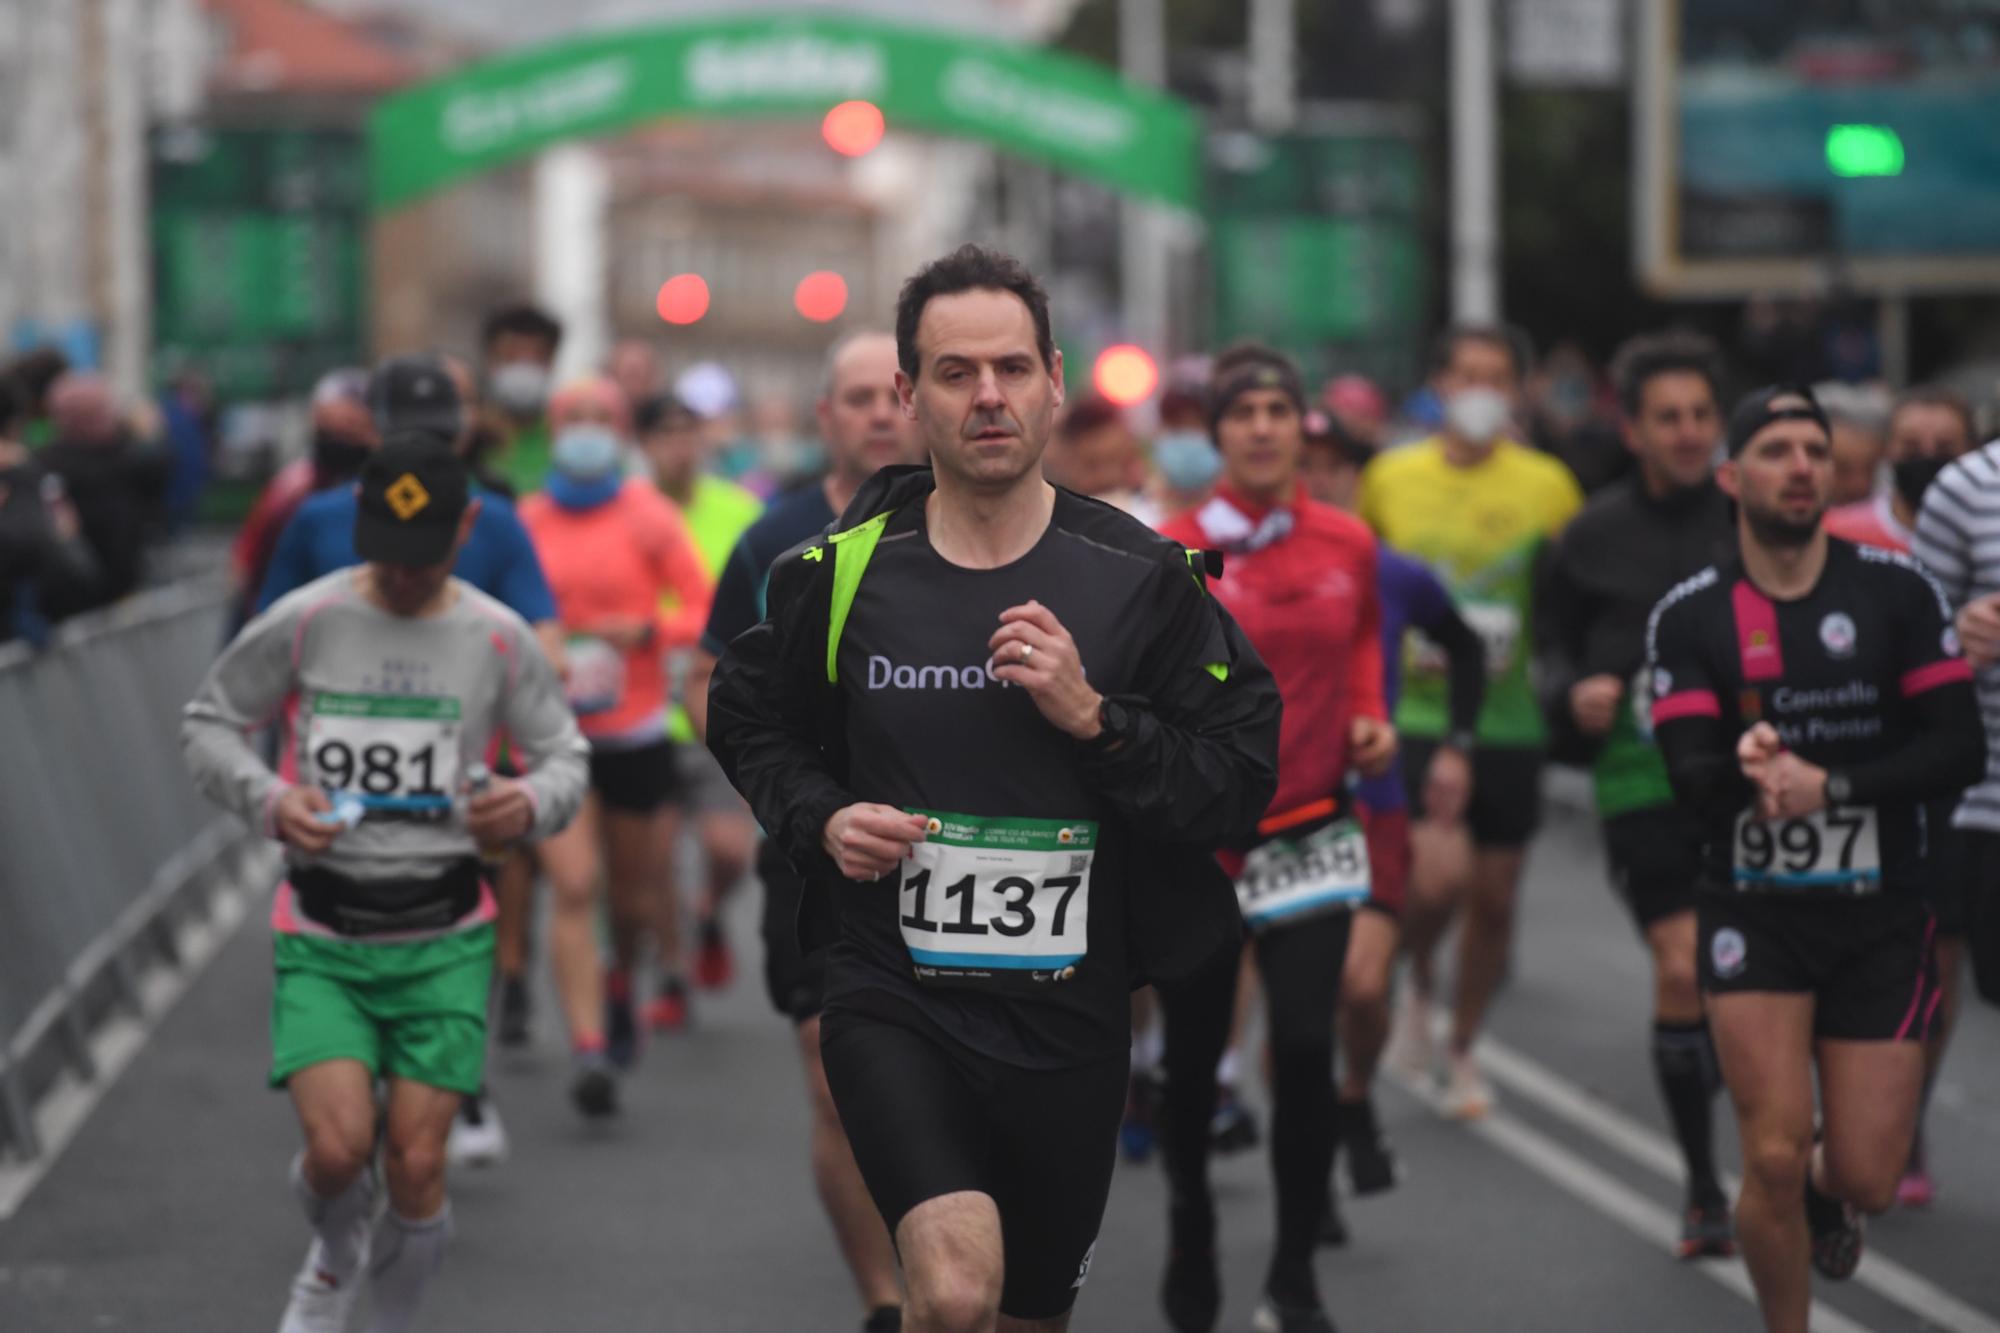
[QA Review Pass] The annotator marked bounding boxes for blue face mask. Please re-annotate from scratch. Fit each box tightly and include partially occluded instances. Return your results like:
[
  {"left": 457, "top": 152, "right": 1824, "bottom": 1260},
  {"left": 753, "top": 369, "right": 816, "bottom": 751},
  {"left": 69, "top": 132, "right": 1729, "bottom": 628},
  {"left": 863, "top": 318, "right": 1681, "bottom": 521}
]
[
  {"left": 1153, "top": 431, "right": 1222, "bottom": 493},
  {"left": 552, "top": 425, "right": 624, "bottom": 481}
]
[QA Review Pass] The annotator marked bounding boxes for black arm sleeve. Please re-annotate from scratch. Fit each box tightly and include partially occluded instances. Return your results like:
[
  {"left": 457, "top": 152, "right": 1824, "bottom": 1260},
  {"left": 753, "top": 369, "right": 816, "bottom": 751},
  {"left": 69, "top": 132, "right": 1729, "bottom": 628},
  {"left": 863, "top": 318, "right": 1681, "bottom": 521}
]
[
  {"left": 1654, "top": 715, "right": 1755, "bottom": 827},
  {"left": 1419, "top": 599, "right": 1487, "bottom": 740},
  {"left": 1534, "top": 532, "right": 1588, "bottom": 717},
  {"left": 1074, "top": 555, "right": 1281, "bottom": 844},
  {"left": 1838, "top": 682, "right": 1985, "bottom": 804},
  {"left": 705, "top": 545, "right": 857, "bottom": 876}
]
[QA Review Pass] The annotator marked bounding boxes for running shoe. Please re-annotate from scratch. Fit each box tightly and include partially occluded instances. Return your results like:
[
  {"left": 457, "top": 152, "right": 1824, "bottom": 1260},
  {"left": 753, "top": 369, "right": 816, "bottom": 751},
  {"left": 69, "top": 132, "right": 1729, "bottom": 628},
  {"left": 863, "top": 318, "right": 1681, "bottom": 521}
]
[
  {"left": 1317, "top": 1188, "right": 1349, "bottom": 1248},
  {"left": 861, "top": 1306, "right": 903, "bottom": 1332},
  {"left": 1439, "top": 1055, "right": 1494, "bottom": 1122},
  {"left": 1121, "top": 1068, "right": 1161, "bottom": 1163},
  {"left": 1211, "top": 1085, "right": 1261, "bottom": 1154},
  {"left": 645, "top": 978, "right": 690, "bottom": 1033},
  {"left": 1805, "top": 1178, "right": 1864, "bottom": 1281},
  {"left": 277, "top": 1212, "right": 373, "bottom": 1333},
  {"left": 605, "top": 972, "right": 640, "bottom": 1069},
  {"left": 446, "top": 1091, "right": 508, "bottom": 1167},
  {"left": 571, "top": 1054, "right": 620, "bottom": 1120},
  {"left": 1336, "top": 1096, "right": 1400, "bottom": 1195},
  {"left": 1384, "top": 993, "right": 1434, "bottom": 1083},
  {"left": 1160, "top": 1248, "right": 1221, "bottom": 1333},
  {"left": 694, "top": 916, "right": 735, "bottom": 991},
  {"left": 1250, "top": 1297, "right": 1339, "bottom": 1332},
  {"left": 1676, "top": 1194, "right": 1736, "bottom": 1260},
  {"left": 1897, "top": 1127, "right": 1934, "bottom": 1207},
  {"left": 496, "top": 974, "right": 531, "bottom": 1048}
]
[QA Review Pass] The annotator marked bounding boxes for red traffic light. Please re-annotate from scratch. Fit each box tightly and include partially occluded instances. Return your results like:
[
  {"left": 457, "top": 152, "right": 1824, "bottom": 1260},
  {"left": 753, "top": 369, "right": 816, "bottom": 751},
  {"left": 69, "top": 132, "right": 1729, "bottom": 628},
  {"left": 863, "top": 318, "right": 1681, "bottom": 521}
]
[
  {"left": 822, "top": 101, "right": 885, "bottom": 157},
  {"left": 1092, "top": 345, "right": 1158, "bottom": 406},
  {"left": 656, "top": 274, "right": 710, "bottom": 326},
  {"left": 794, "top": 271, "right": 849, "bottom": 323}
]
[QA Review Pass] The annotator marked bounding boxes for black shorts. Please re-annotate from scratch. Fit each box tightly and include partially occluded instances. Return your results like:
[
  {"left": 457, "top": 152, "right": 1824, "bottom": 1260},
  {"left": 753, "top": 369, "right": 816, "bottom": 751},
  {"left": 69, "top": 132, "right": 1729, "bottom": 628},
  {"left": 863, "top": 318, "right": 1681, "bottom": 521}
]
[
  {"left": 1698, "top": 892, "right": 1940, "bottom": 1042},
  {"left": 1400, "top": 739, "right": 1544, "bottom": 848},
  {"left": 759, "top": 839, "right": 826, "bottom": 1024},
  {"left": 587, "top": 739, "right": 679, "bottom": 814},
  {"left": 819, "top": 999, "right": 1126, "bottom": 1321},
  {"left": 1602, "top": 805, "right": 1704, "bottom": 929}
]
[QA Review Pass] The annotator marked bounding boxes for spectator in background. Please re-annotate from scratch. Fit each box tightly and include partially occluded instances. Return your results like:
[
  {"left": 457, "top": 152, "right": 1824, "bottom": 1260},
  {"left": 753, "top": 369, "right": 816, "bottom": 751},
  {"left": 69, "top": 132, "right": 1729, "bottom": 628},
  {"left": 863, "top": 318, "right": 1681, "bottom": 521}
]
[
  {"left": 156, "top": 363, "right": 216, "bottom": 531},
  {"left": 4, "top": 348, "right": 71, "bottom": 448},
  {"left": 1149, "top": 385, "right": 1222, "bottom": 518},
  {"left": 1529, "top": 341, "right": 1630, "bottom": 496},
  {"left": 481, "top": 303, "right": 564, "bottom": 498},
  {"left": 609, "top": 338, "right": 663, "bottom": 410},
  {"left": 0, "top": 376, "right": 97, "bottom": 645},
  {"left": 1323, "top": 374, "right": 1390, "bottom": 451},
  {"left": 37, "top": 371, "right": 169, "bottom": 619},
  {"left": 1046, "top": 395, "right": 1158, "bottom": 525},
  {"left": 229, "top": 368, "right": 375, "bottom": 625},
  {"left": 1818, "top": 380, "right": 1892, "bottom": 508}
]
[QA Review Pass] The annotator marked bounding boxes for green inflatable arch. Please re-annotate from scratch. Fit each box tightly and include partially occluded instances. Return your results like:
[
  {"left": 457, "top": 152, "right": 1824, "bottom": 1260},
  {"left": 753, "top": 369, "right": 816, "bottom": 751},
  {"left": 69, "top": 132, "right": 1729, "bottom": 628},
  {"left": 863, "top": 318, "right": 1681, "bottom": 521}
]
[{"left": 368, "top": 13, "right": 1200, "bottom": 211}]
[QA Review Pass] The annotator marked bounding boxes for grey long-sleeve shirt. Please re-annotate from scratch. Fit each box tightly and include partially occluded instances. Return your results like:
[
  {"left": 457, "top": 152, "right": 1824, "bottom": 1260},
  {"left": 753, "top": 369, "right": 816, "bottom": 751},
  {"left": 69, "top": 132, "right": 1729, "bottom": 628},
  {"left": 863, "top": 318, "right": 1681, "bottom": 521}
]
[{"left": 183, "top": 569, "right": 589, "bottom": 885}]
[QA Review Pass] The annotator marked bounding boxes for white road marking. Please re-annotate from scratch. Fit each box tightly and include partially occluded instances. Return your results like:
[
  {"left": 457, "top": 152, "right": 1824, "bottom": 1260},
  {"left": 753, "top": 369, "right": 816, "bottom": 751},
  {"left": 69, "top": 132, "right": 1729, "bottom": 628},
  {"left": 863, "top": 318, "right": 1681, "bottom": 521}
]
[
  {"left": 1474, "top": 1033, "right": 2000, "bottom": 1333},
  {"left": 1387, "top": 1067, "right": 1875, "bottom": 1333},
  {"left": 0, "top": 860, "right": 271, "bottom": 1221}
]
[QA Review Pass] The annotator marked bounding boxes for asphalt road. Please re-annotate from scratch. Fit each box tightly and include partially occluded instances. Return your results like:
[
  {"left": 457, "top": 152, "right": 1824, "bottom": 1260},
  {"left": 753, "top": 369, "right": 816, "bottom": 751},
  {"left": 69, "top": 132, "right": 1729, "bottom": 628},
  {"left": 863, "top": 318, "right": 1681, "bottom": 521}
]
[{"left": 5, "top": 786, "right": 2000, "bottom": 1332}]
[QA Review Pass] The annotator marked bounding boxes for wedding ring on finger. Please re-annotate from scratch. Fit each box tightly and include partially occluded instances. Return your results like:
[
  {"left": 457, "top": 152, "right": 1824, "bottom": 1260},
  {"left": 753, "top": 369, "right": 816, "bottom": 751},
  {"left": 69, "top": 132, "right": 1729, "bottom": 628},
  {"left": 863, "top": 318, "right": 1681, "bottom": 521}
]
[{"left": 1019, "top": 643, "right": 1034, "bottom": 664}]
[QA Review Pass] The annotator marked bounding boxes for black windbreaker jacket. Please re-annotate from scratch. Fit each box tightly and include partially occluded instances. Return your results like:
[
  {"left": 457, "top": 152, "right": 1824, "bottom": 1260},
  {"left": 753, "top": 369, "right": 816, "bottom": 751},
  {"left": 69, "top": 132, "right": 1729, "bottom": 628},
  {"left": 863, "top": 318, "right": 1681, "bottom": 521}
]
[{"left": 706, "top": 465, "right": 1282, "bottom": 986}]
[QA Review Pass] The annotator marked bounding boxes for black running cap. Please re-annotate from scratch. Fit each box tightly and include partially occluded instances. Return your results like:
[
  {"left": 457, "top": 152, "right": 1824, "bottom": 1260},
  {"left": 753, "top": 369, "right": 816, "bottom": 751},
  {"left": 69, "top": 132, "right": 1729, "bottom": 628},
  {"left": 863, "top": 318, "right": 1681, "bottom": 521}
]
[
  {"left": 1727, "top": 384, "right": 1831, "bottom": 458},
  {"left": 354, "top": 434, "right": 471, "bottom": 567}
]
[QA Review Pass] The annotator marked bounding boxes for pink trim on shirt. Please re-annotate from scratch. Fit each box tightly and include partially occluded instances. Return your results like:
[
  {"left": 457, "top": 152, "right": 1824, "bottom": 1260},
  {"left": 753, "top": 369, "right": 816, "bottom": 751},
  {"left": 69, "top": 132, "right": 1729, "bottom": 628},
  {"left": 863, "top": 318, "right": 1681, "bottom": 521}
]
[
  {"left": 1902, "top": 658, "right": 1972, "bottom": 697},
  {"left": 1652, "top": 690, "right": 1722, "bottom": 724}
]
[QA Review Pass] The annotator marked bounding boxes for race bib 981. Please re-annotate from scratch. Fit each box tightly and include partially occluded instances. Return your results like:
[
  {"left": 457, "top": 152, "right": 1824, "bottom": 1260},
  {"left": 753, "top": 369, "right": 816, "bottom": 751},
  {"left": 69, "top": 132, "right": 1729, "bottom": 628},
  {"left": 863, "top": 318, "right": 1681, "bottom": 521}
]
[
  {"left": 898, "top": 809, "right": 1095, "bottom": 988},
  {"left": 1732, "top": 805, "right": 1881, "bottom": 895},
  {"left": 306, "top": 693, "right": 461, "bottom": 823}
]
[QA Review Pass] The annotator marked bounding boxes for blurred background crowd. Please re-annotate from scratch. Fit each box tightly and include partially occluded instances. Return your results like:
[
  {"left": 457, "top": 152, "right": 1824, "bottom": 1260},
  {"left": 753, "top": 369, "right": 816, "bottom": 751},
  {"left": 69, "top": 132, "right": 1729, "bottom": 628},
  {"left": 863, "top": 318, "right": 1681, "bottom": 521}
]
[{"left": 2, "top": 0, "right": 1998, "bottom": 648}]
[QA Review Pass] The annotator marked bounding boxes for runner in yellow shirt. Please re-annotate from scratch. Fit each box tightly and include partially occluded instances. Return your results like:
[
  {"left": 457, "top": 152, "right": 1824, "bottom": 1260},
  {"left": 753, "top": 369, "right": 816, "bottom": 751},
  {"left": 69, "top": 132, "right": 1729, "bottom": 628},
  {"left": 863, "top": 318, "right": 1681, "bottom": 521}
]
[{"left": 1359, "top": 325, "right": 1583, "bottom": 1119}]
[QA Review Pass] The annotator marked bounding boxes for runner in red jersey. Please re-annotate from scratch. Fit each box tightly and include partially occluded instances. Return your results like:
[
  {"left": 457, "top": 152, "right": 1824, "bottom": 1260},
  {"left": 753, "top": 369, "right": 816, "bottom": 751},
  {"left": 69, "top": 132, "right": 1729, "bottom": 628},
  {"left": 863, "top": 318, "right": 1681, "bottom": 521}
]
[{"left": 1155, "top": 344, "right": 1395, "bottom": 1333}]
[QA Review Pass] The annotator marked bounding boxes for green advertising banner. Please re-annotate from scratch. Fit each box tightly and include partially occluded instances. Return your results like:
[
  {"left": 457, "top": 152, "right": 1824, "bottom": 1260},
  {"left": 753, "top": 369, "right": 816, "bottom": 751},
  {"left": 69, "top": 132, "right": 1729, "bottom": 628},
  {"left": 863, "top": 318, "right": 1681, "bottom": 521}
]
[
  {"left": 369, "top": 15, "right": 1200, "bottom": 210},
  {"left": 152, "top": 127, "right": 367, "bottom": 400}
]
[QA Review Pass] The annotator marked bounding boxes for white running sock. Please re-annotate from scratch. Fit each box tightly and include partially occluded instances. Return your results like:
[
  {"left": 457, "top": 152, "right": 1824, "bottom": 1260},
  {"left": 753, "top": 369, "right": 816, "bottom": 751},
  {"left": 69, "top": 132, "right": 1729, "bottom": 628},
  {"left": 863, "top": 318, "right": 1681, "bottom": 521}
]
[
  {"left": 1216, "top": 1048, "right": 1242, "bottom": 1087},
  {"left": 363, "top": 1204, "right": 453, "bottom": 1333},
  {"left": 1132, "top": 1023, "right": 1164, "bottom": 1073},
  {"left": 290, "top": 1153, "right": 374, "bottom": 1282}
]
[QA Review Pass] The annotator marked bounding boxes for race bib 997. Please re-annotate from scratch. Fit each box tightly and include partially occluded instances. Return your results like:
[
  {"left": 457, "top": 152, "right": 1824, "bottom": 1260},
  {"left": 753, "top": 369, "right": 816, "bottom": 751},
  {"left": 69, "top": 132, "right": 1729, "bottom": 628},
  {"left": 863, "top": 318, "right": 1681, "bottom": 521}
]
[
  {"left": 1732, "top": 805, "right": 1881, "bottom": 895},
  {"left": 306, "top": 693, "right": 461, "bottom": 823},
  {"left": 898, "top": 810, "right": 1094, "bottom": 988}
]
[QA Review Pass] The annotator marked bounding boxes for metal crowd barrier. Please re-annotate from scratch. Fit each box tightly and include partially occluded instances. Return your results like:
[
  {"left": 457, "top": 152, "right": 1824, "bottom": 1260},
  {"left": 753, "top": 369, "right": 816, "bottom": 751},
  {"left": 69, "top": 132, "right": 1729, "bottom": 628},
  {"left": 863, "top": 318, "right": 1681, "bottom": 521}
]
[{"left": 0, "top": 577, "right": 268, "bottom": 1160}]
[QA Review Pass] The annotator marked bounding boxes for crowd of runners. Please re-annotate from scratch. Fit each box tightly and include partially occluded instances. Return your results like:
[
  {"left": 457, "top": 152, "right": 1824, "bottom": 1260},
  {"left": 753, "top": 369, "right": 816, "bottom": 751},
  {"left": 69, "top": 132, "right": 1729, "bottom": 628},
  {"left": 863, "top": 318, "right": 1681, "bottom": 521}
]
[{"left": 179, "top": 243, "right": 2000, "bottom": 1333}]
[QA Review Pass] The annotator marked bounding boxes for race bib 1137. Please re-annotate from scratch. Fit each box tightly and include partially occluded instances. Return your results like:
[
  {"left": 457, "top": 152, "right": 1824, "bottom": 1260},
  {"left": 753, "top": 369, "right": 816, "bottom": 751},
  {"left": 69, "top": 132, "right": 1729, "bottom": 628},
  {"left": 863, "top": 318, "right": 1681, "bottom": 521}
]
[{"left": 898, "top": 809, "right": 1095, "bottom": 988}]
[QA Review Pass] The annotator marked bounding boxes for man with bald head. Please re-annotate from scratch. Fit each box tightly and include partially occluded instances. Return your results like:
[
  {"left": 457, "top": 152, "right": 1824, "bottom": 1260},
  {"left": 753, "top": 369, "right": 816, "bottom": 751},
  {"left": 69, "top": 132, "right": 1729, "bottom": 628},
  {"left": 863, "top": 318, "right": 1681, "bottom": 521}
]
[{"left": 685, "top": 330, "right": 921, "bottom": 1333}]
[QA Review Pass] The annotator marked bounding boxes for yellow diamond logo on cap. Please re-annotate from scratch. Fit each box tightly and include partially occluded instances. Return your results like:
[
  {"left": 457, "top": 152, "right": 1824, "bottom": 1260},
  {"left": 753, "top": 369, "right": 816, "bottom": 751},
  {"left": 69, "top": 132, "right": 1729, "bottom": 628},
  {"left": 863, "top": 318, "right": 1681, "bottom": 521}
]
[{"left": 385, "top": 473, "right": 431, "bottom": 521}]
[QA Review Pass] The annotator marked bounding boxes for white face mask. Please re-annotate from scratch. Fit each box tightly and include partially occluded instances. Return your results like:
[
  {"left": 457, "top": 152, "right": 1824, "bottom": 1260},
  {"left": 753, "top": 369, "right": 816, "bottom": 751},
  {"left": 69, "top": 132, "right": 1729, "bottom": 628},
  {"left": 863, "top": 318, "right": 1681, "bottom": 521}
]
[
  {"left": 1444, "top": 387, "right": 1510, "bottom": 445},
  {"left": 489, "top": 362, "right": 550, "bottom": 419}
]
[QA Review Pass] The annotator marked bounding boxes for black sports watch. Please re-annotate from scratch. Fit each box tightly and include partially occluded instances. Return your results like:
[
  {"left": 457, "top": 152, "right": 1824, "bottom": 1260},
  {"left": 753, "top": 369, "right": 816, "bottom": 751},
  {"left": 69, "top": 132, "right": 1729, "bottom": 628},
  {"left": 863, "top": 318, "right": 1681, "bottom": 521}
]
[
  {"left": 1824, "top": 770, "right": 1852, "bottom": 805},
  {"left": 1089, "top": 696, "right": 1136, "bottom": 750}
]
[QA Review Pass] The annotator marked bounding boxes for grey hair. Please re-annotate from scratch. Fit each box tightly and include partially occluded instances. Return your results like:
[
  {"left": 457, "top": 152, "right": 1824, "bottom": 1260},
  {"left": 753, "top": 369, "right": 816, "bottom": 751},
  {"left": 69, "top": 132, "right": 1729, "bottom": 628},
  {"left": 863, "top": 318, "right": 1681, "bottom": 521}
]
[{"left": 819, "top": 329, "right": 897, "bottom": 401}]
